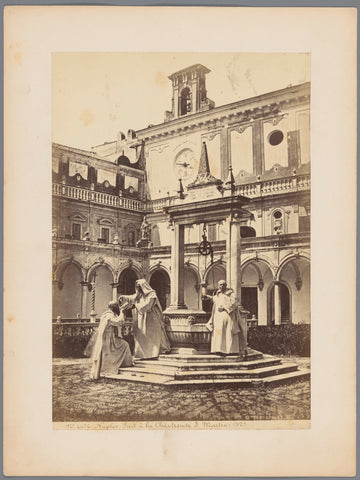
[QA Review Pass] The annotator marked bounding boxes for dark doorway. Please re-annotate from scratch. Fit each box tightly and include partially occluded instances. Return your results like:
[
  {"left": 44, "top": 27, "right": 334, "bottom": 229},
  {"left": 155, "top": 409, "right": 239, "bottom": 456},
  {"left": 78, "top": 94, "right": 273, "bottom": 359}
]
[
  {"left": 118, "top": 268, "right": 138, "bottom": 295},
  {"left": 268, "top": 283, "right": 291, "bottom": 324},
  {"left": 179, "top": 87, "right": 191, "bottom": 116},
  {"left": 149, "top": 269, "right": 170, "bottom": 311},
  {"left": 242, "top": 287, "right": 258, "bottom": 318}
]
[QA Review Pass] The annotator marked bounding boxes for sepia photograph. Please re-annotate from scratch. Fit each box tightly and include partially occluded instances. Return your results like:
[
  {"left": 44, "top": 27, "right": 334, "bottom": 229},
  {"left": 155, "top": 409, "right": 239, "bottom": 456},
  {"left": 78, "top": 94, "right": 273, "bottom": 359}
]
[
  {"left": 52, "top": 52, "right": 311, "bottom": 426},
  {"left": 4, "top": 6, "right": 356, "bottom": 477}
]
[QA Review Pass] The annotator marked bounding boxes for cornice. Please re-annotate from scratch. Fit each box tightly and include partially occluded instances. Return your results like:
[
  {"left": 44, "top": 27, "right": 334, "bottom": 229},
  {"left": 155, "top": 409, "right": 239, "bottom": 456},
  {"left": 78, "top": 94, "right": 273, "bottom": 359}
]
[{"left": 136, "top": 82, "right": 310, "bottom": 143}]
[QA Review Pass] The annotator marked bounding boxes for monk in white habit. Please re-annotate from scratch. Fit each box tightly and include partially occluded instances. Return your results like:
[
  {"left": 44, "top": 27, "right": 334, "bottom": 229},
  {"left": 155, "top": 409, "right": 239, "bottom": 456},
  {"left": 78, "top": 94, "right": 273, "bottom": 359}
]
[
  {"left": 87, "top": 301, "right": 133, "bottom": 380},
  {"left": 119, "top": 279, "right": 171, "bottom": 359},
  {"left": 205, "top": 280, "right": 243, "bottom": 355}
]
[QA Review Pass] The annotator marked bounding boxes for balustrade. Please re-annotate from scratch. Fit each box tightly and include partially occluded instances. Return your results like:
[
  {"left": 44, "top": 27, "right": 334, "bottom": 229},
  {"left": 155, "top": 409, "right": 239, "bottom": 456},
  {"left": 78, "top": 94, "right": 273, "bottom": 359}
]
[
  {"left": 52, "top": 320, "right": 133, "bottom": 337},
  {"left": 53, "top": 183, "right": 144, "bottom": 211},
  {"left": 53, "top": 173, "right": 309, "bottom": 213},
  {"left": 234, "top": 174, "right": 310, "bottom": 198}
]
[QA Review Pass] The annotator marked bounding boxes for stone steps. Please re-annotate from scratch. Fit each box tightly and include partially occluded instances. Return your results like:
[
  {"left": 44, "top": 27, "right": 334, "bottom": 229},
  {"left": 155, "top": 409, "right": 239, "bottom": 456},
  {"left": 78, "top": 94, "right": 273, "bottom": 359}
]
[
  {"left": 158, "top": 351, "right": 263, "bottom": 364},
  {"left": 102, "top": 351, "right": 310, "bottom": 387},
  {"left": 126, "top": 361, "right": 294, "bottom": 380},
  {"left": 105, "top": 368, "right": 310, "bottom": 387},
  {"left": 169, "top": 370, "right": 311, "bottom": 386},
  {"left": 135, "top": 357, "right": 282, "bottom": 371},
  {"left": 172, "top": 363, "right": 298, "bottom": 380}
]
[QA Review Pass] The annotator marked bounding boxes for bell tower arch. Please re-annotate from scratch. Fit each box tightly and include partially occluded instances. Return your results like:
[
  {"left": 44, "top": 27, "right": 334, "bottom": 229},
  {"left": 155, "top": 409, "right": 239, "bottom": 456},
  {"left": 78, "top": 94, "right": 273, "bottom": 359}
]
[{"left": 165, "top": 64, "right": 215, "bottom": 120}]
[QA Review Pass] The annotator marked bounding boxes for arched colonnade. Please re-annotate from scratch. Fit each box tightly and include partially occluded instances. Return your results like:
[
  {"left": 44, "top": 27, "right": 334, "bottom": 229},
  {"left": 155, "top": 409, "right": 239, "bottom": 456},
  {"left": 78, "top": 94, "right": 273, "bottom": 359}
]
[{"left": 53, "top": 254, "right": 310, "bottom": 325}]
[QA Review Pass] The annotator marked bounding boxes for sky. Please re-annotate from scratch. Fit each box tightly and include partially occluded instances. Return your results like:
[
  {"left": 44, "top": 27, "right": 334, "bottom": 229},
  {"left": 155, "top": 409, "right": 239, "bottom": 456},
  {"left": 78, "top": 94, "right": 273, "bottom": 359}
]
[{"left": 52, "top": 52, "right": 310, "bottom": 151}]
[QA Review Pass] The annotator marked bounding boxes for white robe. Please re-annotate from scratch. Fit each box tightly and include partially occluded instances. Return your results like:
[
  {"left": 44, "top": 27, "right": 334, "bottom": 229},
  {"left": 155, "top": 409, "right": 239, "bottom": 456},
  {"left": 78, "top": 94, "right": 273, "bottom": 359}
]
[
  {"left": 122, "top": 286, "right": 171, "bottom": 359},
  {"left": 206, "top": 288, "right": 241, "bottom": 354}
]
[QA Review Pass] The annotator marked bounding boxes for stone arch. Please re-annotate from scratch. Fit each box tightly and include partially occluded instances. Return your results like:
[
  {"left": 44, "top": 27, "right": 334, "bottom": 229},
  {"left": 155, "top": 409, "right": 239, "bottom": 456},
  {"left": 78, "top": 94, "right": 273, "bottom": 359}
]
[
  {"left": 118, "top": 260, "right": 143, "bottom": 280},
  {"left": 276, "top": 253, "right": 310, "bottom": 280},
  {"left": 241, "top": 255, "right": 276, "bottom": 278},
  {"left": 202, "top": 262, "right": 226, "bottom": 313},
  {"left": 277, "top": 254, "right": 310, "bottom": 324},
  {"left": 184, "top": 263, "right": 201, "bottom": 310},
  {"left": 84, "top": 262, "right": 116, "bottom": 317},
  {"left": 179, "top": 86, "right": 192, "bottom": 115},
  {"left": 52, "top": 260, "right": 84, "bottom": 318},
  {"left": 241, "top": 257, "right": 276, "bottom": 326},
  {"left": 54, "top": 257, "right": 85, "bottom": 283},
  {"left": 117, "top": 267, "right": 140, "bottom": 298},
  {"left": 149, "top": 268, "right": 171, "bottom": 310},
  {"left": 267, "top": 280, "right": 292, "bottom": 325},
  {"left": 204, "top": 261, "right": 226, "bottom": 293},
  {"left": 148, "top": 262, "right": 171, "bottom": 278},
  {"left": 86, "top": 261, "right": 116, "bottom": 284}
]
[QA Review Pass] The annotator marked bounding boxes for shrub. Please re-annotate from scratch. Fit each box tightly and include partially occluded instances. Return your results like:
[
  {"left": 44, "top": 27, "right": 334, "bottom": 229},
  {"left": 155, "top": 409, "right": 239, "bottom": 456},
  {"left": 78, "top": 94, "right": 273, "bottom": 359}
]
[
  {"left": 247, "top": 324, "right": 310, "bottom": 356},
  {"left": 53, "top": 335, "right": 92, "bottom": 358}
]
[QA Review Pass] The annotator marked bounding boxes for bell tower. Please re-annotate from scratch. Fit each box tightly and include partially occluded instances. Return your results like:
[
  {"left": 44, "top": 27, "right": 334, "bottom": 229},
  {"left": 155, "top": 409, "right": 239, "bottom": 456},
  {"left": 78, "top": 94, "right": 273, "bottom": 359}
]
[{"left": 165, "top": 64, "right": 215, "bottom": 121}]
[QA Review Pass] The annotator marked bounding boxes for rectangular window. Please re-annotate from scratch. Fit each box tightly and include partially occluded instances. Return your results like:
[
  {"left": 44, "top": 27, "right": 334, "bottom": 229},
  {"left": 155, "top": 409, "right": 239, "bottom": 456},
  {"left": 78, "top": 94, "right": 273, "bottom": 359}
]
[
  {"left": 72, "top": 223, "right": 81, "bottom": 240},
  {"left": 207, "top": 224, "right": 217, "bottom": 242},
  {"left": 101, "top": 227, "right": 110, "bottom": 243}
]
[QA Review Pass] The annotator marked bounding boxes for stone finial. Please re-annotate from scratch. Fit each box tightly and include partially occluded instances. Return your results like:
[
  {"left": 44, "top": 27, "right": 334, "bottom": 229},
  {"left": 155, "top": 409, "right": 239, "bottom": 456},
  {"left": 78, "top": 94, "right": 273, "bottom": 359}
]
[
  {"left": 224, "top": 164, "right": 235, "bottom": 193},
  {"left": 198, "top": 141, "right": 211, "bottom": 175},
  {"left": 177, "top": 178, "right": 185, "bottom": 199},
  {"left": 187, "top": 141, "right": 222, "bottom": 189}
]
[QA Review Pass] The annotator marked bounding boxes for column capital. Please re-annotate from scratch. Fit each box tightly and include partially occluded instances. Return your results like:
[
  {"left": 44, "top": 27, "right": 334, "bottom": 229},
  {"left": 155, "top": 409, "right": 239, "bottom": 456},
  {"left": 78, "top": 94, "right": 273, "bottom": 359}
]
[{"left": 225, "top": 212, "right": 242, "bottom": 224}]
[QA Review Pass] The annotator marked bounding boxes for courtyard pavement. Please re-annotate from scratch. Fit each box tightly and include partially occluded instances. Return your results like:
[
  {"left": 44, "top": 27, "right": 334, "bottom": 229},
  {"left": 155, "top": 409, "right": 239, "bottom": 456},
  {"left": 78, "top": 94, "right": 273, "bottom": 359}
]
[{"left": 53, "top": 357, "right": 310, "bottom": 423}]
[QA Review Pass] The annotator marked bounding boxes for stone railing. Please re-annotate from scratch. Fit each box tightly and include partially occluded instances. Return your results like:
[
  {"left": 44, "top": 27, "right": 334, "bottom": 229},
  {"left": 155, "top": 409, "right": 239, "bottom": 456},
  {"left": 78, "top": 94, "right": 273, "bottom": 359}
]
[
  {"left": 52, "top": 322, "right": 98, "bottom": 337},
  {"left": 145, "top": 196, "right": 177, "bottom": 212},
  {"left": 52, "top": 320, "right": 133, "bottom": 337},
  {"left": 235, "top": 174, "right": 310, "bottom": 198},
  {"left": 53, "top": 183, "right": 144, "bottom": 211},
  {"left": 144, "top": 174, "right": 310, "bottom": 212}
]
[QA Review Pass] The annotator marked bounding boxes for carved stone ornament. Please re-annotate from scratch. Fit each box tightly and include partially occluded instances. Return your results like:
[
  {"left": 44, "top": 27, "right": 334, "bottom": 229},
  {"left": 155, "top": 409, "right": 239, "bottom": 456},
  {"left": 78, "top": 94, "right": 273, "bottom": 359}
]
[
  {"left": 98, "top": 257, "right": 105, "bottom": 264},
  {"left": 201, "top": 130, "right": 220, "bottom": 142},
  {"left": 232, "top": 123, "right": 252, "bottom": 135},
  {"left": 295, "top": 277, "right": 303, "bottom": 291},
  {"left": 263, "top": 113, "right": 288, "bottom": 126},
  {"left": 149, "top": 144, "right": 169, "bottom": 154}
]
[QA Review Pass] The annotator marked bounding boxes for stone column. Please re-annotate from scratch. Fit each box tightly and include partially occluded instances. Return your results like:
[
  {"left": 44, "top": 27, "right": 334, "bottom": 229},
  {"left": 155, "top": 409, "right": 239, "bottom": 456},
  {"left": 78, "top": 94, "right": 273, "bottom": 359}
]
[
  {"left": 274, "top": 282, "right": 282, "bottom": 325},
  {"left": 225, "top": 214, "right": 242, "bottom": 299},
  {"left": 226, "top": 214, "right": 247, "bottom": 354},
  {"left": 80, "top": 281, "right": 89, "bottom": 318},
  {"left": 168, "top": 223, "right": 187, "bottom": 310},
  {"left": 89, "top": 282, "right": 97, "bottom": 321},
  {"left": 111, "top": 283, "right": 119, "bottom": 302}
]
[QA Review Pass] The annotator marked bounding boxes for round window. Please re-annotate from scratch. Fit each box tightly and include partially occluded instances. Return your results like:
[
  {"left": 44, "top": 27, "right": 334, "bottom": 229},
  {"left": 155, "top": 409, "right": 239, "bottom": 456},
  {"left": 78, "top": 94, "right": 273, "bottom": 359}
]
[
  {"left": 273, "top": 211, "right": 282, "bottom": 219},
  {"left": 268, "top": 130, "right": 284, "bottom": 146}
]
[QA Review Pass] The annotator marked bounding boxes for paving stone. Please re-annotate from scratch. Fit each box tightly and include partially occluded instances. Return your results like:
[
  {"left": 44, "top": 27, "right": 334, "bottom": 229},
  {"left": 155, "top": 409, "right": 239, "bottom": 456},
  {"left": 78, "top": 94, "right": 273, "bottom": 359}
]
[{"left": 53, "top": 357, "right": 310, "bottom": 422}]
